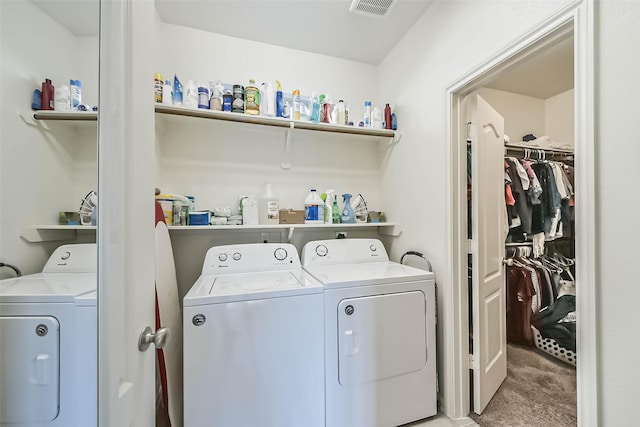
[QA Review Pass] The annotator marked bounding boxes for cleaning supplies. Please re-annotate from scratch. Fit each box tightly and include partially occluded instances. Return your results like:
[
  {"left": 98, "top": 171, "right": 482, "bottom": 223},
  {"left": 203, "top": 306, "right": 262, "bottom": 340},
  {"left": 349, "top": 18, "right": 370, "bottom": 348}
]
[
  {"left": 372, "top": 106, "right": 383, "bottom": 129},
  {"left": 323, "top": 189, "right": 335, "bottom": 223},
  {"left": 197, "top": 83, "right": 209, "bottom": 109},
  {"left": 310, "top": 93, "right": 321, "bottom": 122},
  {"left": 41, "top": 79, "right": 54, "bottom": 110},
  {"left": 332, "top": 195, "right": 341, "bottom": 223},
  {"left": 340, "top": 194, "right": 356, "bottom": 224},
  {"left": 262, "top": 81, "right": 276, "bottom": 117},
  {"left": 336, "top": 100, "right": 346, "bottom": 125},
  {"left": 163, "top": 79, "right": 173, "bottom": 105},
  {"left": 304, "top": 189, "right": 324, "bottom": 224},
  {"left": 245, "top": 79, "right": 260, "bottom": 115},
  {"left": 258, "top": 184, "right": 279, "bottom": 224},
  {"left": 70, "top": 80, "right": 82, "bottom": 109},
  {"left": 384, "top": 103, "right": 392, "bottom": 129},
  {"left": 276, "top": 80, "right": 283, "bottom": 117},
  {"left": 154, "top": 73, "right": 163, "bottom": 103},
  {"left": 183, "top": 80, "right": 198, "bottom": 108},
  {"left": 364, "top": 101, "right": 372, "bottom": 127},
  {"left": 209, "top": 80, "right": 224, "bottom": 111},
  {"left": 173, "top": 74, "right": 183, "bottom": 105},
  {"left": 292, "top": 89, "right": 301, "bottom": 120}
]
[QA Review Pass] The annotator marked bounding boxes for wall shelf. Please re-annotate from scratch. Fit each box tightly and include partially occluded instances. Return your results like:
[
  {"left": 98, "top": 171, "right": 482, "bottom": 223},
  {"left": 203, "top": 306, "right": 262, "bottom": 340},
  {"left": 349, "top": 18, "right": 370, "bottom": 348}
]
[
  {"left": 32, "top": 111, "right": 98, "bottom": 121},
  {"left": 155, "top": 104, "right": 396, "bottom": 138},
  {"left": 20, "top": 222, "right": 401, "bottom": 243}
]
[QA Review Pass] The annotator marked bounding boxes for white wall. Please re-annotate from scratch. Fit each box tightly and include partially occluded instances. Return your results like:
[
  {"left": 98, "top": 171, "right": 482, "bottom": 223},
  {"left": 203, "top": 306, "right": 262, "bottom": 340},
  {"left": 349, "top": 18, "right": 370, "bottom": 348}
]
[
  {"left": 596, "top": 0, "right": 640, "bottom": 423},
  {"left": 0, "top": 1, "right": 98, "bottom": 278},
  {"left": 377, "top": 0, "right": 574, "bottom": 414},
  {"left": 477, "top": 87, "right": 547, "bottom": 142},
  {"left": 153, "top": 20, "right": 386, "bottom": 293},
  {"left": 545, "top": 88, "right": 574, "bottom": 146}
]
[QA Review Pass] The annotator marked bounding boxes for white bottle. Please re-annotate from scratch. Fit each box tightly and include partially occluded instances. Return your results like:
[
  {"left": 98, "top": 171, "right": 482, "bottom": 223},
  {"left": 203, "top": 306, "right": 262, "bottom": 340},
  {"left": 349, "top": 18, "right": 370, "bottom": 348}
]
[
  {"left": 162, "top": 79, "right": 173, "bottom": 104},
  {"left": 262, "top": 82, "right": 276, "bottom": 117},
  {"left": 336, "top": 100, "right": 346, "bottom": 125},
  {"left": 324, "top": 189, "right": 335, "bottom": 223},
  {"left": 364, "top": 101, "right": 372, "bottom": 127},
  {"left": 54, "top": 85, "right": 71, "bottom": 111},
  {"left": 372, "top": 106, "right": 383, "bottom": 129},
  {"left": 183, "top": 80, "right": 198, "bottom": 109},
  {"left": 304, "top": 189, "right": 324, "bottom": 224},
  {"left": 258, "top": 184, "right": 279, "bottom": 225},
  {"left": 241, "top": 196, "right": 259, "bottom": 225},
  {"left": 70, "top": 80, "right": 82, "bottom": 110}
]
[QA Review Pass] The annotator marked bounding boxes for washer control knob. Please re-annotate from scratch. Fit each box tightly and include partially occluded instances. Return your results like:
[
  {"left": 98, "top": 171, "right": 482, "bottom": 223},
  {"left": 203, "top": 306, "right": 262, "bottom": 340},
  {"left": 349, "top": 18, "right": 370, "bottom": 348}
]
[
  {"left": 370, "top": 245, "right": 377, "bottom": 252},
  {"left": 61, "top": 251, "right": 71, "bottom": 260},
  {"left": 316, "top": 245, "right": 328, "bottom": 257},
  {"left": 218, "top": 253, "right": 228, "bottom": 262},
  {"left": 233, "top": 252, "right": 242, "bottom": 261},
  {"left": 274, "top": 248, "right": 288, "bottom": 261}
]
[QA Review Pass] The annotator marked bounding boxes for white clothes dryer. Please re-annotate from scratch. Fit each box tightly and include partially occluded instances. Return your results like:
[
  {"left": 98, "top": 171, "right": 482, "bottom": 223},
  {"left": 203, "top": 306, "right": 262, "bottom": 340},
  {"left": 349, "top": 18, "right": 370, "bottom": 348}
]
[
  {"left": 0, "top": 244, "right": 96, "bottom": 427},
  {"left": 301, "top": 238, "right": 437, "bottom": 427},
  {"left": 183, "top": 243, "right": 325, "bottom": 427}
]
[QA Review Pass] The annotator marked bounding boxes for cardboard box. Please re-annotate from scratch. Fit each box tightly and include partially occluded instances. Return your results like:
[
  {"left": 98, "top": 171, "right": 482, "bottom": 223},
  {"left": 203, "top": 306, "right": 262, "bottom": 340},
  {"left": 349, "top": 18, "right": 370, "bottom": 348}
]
[{"left": 279, "top": 209, "right": 305, "bottom": 224}]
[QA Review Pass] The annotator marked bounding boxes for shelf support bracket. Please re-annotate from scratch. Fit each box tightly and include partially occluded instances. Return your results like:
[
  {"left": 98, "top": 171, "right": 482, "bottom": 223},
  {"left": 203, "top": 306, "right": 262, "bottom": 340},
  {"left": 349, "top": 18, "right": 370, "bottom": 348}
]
[
  {"left": 389, "top": 132, "right": 402, "bottom": 147},
  {"left": 287, "top": 227, "right": 295, "bottom": 243},
  {"left": 281, "top": 122, "right": 294, "bottom": 169}
]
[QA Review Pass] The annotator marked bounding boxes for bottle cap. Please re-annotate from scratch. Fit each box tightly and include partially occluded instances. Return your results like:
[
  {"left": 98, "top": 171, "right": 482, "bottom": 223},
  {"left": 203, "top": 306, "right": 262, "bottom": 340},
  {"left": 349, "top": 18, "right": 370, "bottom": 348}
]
[{"left": 365, "top": 101, "right": 371, "bottom": 106}]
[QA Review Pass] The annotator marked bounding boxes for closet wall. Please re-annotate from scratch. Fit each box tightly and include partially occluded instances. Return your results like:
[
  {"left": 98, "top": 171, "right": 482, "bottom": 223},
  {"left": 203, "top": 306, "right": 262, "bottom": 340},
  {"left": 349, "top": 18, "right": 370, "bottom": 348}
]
[
  {"left": 0, "top": 1, "right": 98, "bottom": 279},
  {"left": 478, "top": 87, "right": 574, "bottom": 146}
]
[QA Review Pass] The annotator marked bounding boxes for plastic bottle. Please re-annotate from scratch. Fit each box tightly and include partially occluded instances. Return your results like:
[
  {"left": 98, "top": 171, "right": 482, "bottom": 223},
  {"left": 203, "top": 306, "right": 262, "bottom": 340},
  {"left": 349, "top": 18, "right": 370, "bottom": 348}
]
[
  {"left": 276, "top": 80, "right": 284, "bottom": 117},
  {"left": 163, "top": 79, "right": 173, "bottom": 104},
  {"left": 232, "top": 84, "right": 245, "bottom": 113},
  {"left": 304, "top": 189, "right": 323, "bottom": 224},
  {"left": 384, "top": 104, "right": 392, "bottom": 129},
  {"left": 222, "top": 90, "right": 232, "bottom": 111},
  {"left": 292, "top": 89, "right": 301, "bottom": 120},
  {"left": 391, "top": 112, "right": 398, "bottom": 130},
  {"left": 258, "top": 184, "right": 279, "bottom": 225},
  {"left": 345, "top": 104, "right": 350, "bottom": 125},
  {"left": 364, "top": 101, "right": 372, "bottom": 127},
  {"left": 324, "top": 189, "right": 335, "bottom": 223},
  {"left": 41, "top": 79, "right": 54, "bottom": 110},
  {"left": 70, "top": 80, "right": 82, "bottom": 109},
  {"left": 197, "top": 83, "right": 210, "bottom": 109},
  {"left": 322, "top": 94, "right": 332, "bottom": 124},
  {"left": 262, "top": 81, "right": 276, "bottom": 117},
  {"left": 372, "top": 106, "right": 383, "bottom": 129},
  {"left": 332, "top": 195, "right": 341, "bottom": 223},
  {"left": 154, "top": 73, "right": 163, "bottom": 103},
  {"left": 245, "top": 79, "right": 260, "bottom": 115},
  {"left": 173, "top": 74, "right": 183, "bottom": 105},
  {"left": 209, "top": 80, "right": 223, "bottom": 110},
  {"left": 336, "top": 100, "right": 346, "bottom": 125},
  {"left": 309, "top": 93, "right": 321, "bottom": 122},
  {"left": 183, "top": 80, "right": 198, "bottom": 108},
  {"left": 340, "top": 194, "right": 356, "bottom": 224},
  {"left": 54, "top": 85, "right": 71, "bottom": 111}
]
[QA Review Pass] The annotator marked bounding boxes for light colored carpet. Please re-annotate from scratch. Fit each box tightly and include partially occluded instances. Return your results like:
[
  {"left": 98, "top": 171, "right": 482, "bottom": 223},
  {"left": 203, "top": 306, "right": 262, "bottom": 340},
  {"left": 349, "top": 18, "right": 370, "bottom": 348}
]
[{"left": 470, "top": 344, "right": 576, "bottom": 427}]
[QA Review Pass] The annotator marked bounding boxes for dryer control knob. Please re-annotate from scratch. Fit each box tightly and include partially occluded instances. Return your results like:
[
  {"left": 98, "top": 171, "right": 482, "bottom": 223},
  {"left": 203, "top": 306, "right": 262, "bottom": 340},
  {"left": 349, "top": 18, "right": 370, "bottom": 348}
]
[
  {"left": 233, "top": 252, "right": 242, "bottom": 261},
  {"left": 218, "top": 253, "right": 228, "bottom": 262},
  {"left": 315, "top": 244, "right": 328, "bottom": 257},
  {"left": 274, "top": 248, "right": 288, "bottom": 261},
  {"left": 370, "top": 245, "right": 377, "bottom": 252}
]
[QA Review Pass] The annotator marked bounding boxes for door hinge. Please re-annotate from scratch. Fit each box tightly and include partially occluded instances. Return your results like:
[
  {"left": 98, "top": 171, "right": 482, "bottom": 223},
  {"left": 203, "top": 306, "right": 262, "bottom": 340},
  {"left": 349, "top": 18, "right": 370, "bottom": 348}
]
[
  {"left": 469, "top": 354, "right": 477, "bottom": 370},
  {"left": 467, "top": 239, "right": 473, "bottom": 255}
]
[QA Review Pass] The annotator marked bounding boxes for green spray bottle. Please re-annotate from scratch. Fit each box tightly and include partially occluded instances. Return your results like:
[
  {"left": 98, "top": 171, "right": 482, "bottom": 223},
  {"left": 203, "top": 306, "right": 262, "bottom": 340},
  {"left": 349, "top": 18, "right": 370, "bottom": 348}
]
[{"left": 332, "top": 195, "right": 341, "bottom": 224}]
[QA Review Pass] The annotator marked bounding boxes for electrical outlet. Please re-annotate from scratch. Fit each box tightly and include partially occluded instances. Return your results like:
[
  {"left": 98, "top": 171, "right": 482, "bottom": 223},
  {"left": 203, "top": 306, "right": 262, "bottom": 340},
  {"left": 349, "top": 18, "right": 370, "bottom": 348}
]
[
  {"left": 335, "top": 231, "right": 348, "bottom": 239},
  {"left": 260, "top": 232, "right": 269, "bottom": 243}
]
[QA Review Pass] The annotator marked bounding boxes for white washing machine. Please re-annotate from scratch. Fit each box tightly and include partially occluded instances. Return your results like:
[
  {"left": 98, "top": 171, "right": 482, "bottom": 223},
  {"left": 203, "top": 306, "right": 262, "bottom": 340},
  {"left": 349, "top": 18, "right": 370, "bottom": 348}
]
[
  {"left": 183, "top": 243, "right": 325, "bottom": 427},
  {"left": 301, "top": 238, "right": 437, "bottom": 427},
  {"left": 0, "top": 244, "right": 96, "bottom": 427}
]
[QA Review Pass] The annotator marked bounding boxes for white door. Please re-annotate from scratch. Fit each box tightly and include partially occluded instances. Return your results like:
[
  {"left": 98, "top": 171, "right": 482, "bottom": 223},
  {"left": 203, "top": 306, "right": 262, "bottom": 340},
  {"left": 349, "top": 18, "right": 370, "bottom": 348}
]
[
  {"left": 98, "top": 0, "right": 157, "bottom": 426},
  {"left": 468, "top": 94, "right": 507, "bottom": 414}
]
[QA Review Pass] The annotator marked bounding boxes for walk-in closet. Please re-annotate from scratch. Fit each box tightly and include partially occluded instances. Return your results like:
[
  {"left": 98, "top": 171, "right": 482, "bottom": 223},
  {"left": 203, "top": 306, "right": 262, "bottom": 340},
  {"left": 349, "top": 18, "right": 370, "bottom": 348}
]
[{"left": 467, "top": 32, "right": 577, "bottom": 426}]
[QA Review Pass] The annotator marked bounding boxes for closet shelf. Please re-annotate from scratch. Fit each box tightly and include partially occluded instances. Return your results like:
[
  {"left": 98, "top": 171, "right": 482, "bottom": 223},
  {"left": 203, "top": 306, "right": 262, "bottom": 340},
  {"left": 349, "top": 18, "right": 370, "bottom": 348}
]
[
  {"left": 155, "top": 105, "right": 396, "bottom": 139},
  {"left": 20, "top": 225, "right": 96, "bottom": 242},
  {"left": 32, "top": 111, "right": 98, "bottom": 121}
]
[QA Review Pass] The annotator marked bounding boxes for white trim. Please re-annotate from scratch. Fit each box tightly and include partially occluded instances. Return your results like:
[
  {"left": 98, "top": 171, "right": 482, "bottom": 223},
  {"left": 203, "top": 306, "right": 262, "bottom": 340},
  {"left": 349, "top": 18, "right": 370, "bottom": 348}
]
[{"left": 443, "top": 0, "right": 598, "bottom": 422}]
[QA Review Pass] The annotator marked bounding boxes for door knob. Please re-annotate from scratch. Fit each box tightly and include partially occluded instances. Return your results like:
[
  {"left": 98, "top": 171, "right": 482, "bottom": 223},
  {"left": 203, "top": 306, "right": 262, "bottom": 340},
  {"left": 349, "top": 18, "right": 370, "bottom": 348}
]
[
  {"left": 138, "top": 326, "right": 170, "bottom": 351},
  {"left": 502, "top": 258, "right": 513, "bottom": 266}
]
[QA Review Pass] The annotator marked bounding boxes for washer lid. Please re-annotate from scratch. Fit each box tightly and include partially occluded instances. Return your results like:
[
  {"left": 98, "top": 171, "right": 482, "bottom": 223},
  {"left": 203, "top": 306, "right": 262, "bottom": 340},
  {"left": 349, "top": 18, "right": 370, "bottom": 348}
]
[
  {"left": 303, "top": 262, "right": 434, "bottom": 289},
  {"left": 0, "top": 273, "right": 96, "bottom": 304},
  {"left": 184, "top": 270, "right": 323, "bottom": 305}
]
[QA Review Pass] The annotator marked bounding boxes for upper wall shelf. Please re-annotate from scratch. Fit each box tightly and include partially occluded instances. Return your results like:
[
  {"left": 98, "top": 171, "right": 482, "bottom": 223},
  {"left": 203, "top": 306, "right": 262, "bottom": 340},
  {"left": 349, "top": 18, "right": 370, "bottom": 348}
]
[{"left": 154, "top": 105, "right": 397, "bottom": 139}]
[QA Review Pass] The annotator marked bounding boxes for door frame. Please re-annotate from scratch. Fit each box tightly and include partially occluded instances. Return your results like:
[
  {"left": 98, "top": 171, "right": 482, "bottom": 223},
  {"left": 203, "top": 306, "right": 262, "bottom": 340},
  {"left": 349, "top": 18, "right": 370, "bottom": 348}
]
[{"left": 443, "top": 0, "right": 598, "bottom": 424}]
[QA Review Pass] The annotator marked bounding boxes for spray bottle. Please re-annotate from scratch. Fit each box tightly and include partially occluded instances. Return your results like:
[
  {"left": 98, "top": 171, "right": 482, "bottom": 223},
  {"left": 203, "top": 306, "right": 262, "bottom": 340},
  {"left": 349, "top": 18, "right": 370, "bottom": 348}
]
[
  {"left": 276, "top": 80, "right": 284, "bottom": 117},
  {"left": 323, "top": 189, "right": 335, "bottom": 223}
]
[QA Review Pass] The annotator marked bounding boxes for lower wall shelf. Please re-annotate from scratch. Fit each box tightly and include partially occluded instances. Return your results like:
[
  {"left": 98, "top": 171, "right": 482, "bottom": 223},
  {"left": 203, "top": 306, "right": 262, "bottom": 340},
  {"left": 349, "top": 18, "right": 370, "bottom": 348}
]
[{"left": 21, "top": 223, "right": 402, "bottom": 243}]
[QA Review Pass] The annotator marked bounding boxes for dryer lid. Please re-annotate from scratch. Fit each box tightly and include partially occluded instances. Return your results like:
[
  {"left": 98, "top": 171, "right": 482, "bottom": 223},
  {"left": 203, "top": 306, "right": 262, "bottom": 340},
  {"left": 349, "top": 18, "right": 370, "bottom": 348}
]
[
  {"left": 184, "top": 270, "right": 322, "bottom": 305},
  {"left": 303, "top": 262, "right": 434, "bottom": 289},
  {"left": 0, "top": 273, "right": 96, "bottom": 304}
]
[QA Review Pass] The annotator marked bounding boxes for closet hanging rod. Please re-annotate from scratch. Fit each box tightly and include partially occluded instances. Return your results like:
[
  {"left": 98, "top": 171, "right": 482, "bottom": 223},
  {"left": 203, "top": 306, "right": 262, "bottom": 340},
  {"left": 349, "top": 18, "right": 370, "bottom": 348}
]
[{"left": 505, "top": 242, "right": 533, "bottom": 247}]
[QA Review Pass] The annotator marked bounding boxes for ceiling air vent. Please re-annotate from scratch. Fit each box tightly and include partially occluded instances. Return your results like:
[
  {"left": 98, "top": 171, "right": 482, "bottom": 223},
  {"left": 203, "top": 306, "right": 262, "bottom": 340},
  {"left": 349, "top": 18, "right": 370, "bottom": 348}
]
[{"left": 349, "top": 0, "right": 396, "bottom": 18}]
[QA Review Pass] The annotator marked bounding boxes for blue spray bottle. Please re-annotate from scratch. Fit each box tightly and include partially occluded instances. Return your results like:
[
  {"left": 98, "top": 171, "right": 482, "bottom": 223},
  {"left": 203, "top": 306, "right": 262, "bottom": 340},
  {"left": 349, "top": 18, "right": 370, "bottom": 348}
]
[{"left": 340, "top": 194, "right": 356, "bottom": 224}]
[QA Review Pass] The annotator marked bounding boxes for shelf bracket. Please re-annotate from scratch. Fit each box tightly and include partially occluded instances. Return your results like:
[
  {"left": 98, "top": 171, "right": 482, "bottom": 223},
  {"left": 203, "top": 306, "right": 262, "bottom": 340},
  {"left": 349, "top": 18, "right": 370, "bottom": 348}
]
[
  {"left": 377, "top": 224, "right": 403, "bottom": 237},
  {"left": 287, "top": 227, "right": 295, "bottom": 243},
  {"left": 20, "top": 227, "right": 77, "bottom": 242},
  {"left": 389, "top": 132, "right": 402, "bottom": 147},
  {"left": 281, "top": 122, "right": 294, "bottom": 169}
]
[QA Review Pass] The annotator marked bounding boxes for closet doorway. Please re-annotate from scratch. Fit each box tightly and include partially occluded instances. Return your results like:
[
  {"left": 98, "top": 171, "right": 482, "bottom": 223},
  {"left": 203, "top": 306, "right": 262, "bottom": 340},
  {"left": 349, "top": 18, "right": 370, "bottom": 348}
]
[
  {"left": 445, "top": 4, "right": 597, "bottom": 425},
  {"left": 467, "top": 31, "right": 577, "bottom": 423}
]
